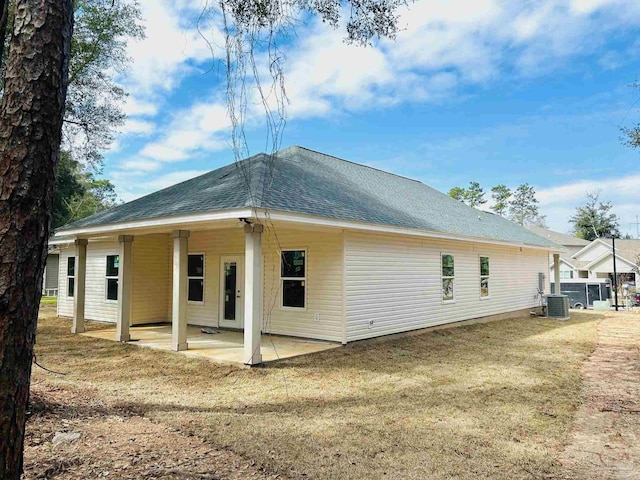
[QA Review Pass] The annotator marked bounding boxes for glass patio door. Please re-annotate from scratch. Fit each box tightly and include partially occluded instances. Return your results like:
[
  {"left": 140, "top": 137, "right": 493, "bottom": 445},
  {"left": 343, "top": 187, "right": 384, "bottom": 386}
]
[{"left": 219, "top": 255, "right": 244, "bottom": 329}]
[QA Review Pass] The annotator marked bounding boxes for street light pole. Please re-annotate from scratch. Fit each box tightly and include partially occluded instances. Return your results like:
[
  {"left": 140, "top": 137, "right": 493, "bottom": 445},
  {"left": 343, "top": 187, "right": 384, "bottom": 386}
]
[{"left": 612, "top": 236, "right": 619, "bottom": 312}]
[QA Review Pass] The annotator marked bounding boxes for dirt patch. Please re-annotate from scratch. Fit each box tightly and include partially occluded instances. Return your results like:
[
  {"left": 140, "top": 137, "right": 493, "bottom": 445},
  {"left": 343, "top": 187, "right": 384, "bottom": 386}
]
[
  {"left": 559, "top": 311, "right": 640, "bottom": 479},
  {"left": 23, "top": 384, "right": 285, "bottom": 480}
]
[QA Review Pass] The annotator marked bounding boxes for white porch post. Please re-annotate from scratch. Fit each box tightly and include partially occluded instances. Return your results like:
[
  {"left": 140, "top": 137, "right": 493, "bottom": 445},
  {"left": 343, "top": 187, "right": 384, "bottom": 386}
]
[
  {"left": 553, "top": 253, "right": 561, "bottom": 294},
  {"left": 172, "top": 230, "right": 189, "bottom": 351},
  {"left": 72, "top": 239, "right": 88, "bottom": 334},
  {"left": 244, "top": 223, "right": 263, "bottom": 366},
  {"left": 116, "top": 235, "right": 134, "bottom": 342}
]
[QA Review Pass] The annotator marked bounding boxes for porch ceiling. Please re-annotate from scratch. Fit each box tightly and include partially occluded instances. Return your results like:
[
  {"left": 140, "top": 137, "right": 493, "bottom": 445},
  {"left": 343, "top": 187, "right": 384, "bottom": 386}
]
[{"left": 81, "top": 324, "right": 340, "bottom": 366}]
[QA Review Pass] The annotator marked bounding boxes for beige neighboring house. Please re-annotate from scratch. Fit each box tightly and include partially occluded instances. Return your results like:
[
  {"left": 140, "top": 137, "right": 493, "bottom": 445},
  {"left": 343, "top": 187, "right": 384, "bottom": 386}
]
[
  {"left": 50, "top": 146, "right": 561, "bottom": 365},
  {"left": 570, "top": 238, "right": 640, "bottom": 287},
  {"left": 528, "top": 225, "right": 640, "bottom": 297},
  {"left": 527, "top": 226, "right": 590, "bottom": 280}
]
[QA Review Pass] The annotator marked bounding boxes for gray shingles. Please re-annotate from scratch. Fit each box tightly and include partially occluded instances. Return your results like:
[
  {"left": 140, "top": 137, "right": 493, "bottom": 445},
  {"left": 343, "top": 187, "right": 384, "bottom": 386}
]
[{"left": 57, "top": 146, "right": 558, "bottom": 249}]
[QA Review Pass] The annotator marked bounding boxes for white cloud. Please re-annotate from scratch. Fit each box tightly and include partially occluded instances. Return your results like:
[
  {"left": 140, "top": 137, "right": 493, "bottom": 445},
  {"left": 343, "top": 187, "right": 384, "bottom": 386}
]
[
  {"left": 122, "top": 118, "right": 156, "bottom": 136},
  {"left": 115, "top": 169, "right": 209, "bottom": 202},
  {"left": 123, "top": 0, "right": 223, "bottom": 96},
  {"left": 138, "top": 101, "right": 230, "bottom": 162},
  {"left": 122, "top": 96, "right": 160, "bottom": 117},
  {"left": 223, "top": 0, "right": 640, "bottom": 124},
  {"left": 119, "top": 158, "right": 161, "bottom": 173}
]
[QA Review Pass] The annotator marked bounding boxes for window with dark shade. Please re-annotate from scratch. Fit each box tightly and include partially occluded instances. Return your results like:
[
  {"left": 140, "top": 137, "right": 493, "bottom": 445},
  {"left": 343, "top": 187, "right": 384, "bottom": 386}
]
[
  {"left": 106, "top": 278, "right": 118, "bottom": 301},
  {"left": 281, "top": 250, "right": 306, "bottom": 308},
  {"left": 106, "top": 255, "right": 119, "bottom": 301},
  {"left": 188, "top": 254, "right": 205, "bottom": 302},
  {"left": 106, "top": 255, "right": 119, "bottom": 277}
]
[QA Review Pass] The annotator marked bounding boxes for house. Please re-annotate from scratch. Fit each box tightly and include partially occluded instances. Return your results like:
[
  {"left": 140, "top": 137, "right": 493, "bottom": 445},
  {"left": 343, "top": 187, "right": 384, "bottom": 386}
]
[
  {"left": 571, "top": 238, "right": 639, "bottom": 289},
  {"left": 50, "top": 146, "right": 561, "bottom": 365},
  {"left": 42, "top": 250, "right": 60, "bottom": 297},
  {"left": 526, "top": 226, "right": 590, "bottom": 280}
]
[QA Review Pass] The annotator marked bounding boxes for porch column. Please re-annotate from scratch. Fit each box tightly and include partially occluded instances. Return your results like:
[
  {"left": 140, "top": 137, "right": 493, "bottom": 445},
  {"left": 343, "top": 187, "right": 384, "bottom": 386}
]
[
  {"left": 244, "top": 223, "right": 263, "bottom": 366},
  {"left": 72, "top": 239, "right": 88, "bottom": 334},
  {"left": 116, "top": 235, "right": 134, "bottom": 342},
  {"left": 172, "top": 230, "right": 189, "bottom": 351},
  {"left": 553, "top": 253, "right": 561, "bottom": 294}
]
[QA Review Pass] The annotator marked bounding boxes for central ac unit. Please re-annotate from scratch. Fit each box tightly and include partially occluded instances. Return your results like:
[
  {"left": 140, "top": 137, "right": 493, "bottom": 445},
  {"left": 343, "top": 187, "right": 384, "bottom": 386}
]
[{"left": 545, "top": 294, "right": 570, "bottom": 320}]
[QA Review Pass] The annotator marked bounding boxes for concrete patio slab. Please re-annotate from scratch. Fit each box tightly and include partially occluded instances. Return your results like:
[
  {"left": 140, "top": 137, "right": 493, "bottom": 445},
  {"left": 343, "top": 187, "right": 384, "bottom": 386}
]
[{"left": 82, "top": 324, "right": 340, "bottom": 366}]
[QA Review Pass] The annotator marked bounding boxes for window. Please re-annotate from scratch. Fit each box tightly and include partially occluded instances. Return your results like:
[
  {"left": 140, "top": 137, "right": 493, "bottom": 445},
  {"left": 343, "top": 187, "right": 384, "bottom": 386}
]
[
  {"left": 442, "top": 254, "right": 455, "bottom": 302},
  {"left": 560, "top": 270, "right": 574, "bottom": 279},
  {"left": 480, "top": 256, "right": 490, "bottom": 298},
  {"left": 67, "top": 257, "right": 75, "bottom": 298},
  {"left": 281, "top": 250, "right": 306, "bottom": 308},
  {"left": 105, "top": 255, "right": 119, "bottom": 301},
  {"left": 188, "top": 254, "right": 205, "bottom": 303}
]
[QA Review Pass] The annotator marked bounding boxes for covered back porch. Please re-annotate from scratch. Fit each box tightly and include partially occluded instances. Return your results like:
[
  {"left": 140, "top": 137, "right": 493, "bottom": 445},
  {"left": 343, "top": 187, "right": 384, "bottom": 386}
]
[
  {"left": 81, "top": 323, "right": 339, "bottom": 366},
  {"left": 60, "top": 216, "right": 344, "bottom": 365}
]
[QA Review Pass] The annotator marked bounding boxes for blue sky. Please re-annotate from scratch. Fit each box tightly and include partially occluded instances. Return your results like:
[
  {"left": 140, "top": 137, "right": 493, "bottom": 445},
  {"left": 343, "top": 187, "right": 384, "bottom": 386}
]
[{"left": 105, "top": 0, "right": 640, "bottom": 237}]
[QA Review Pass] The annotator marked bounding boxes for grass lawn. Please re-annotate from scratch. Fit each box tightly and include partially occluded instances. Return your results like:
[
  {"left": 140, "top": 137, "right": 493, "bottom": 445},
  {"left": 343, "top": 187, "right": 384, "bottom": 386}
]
[
  {"left": 31, "top": 305, "right": 600, "bottom": 479},
  {"left": 39, "top": 297, "right": 57, "bottom": 305}
]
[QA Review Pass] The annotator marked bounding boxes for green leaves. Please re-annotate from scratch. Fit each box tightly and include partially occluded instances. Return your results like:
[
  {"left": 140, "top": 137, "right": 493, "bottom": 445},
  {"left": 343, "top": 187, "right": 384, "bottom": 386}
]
[
  {"left": 569, "top": 191, "right": 620, "bottom": 240},
  {"left": 64, "top": 0, "right": 144, "bottom": 169},
  {"left": 52, "top": 150, "right": 119, "bottom": 228},
  {"left": 447, "top": 181, "right": 486, "bottom": 208}
]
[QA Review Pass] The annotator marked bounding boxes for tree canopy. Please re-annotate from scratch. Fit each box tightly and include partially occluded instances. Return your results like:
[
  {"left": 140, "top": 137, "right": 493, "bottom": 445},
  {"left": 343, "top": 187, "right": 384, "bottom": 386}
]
[
  {"left": 52, "top": 151, "right": 119, "bottom": 229},
  {"left": 448, "top": 181, "right": 544, "bottom": 226},
  {"left": 64, "top": 0, "right": 143, "bottom": 168},
  {"left": 569, "top": 191, "right": 620, "bottom": 240},
  {"left": 490, "top": 184, "right": 511, "bottom": 217},
  {"left": 447, "top": 182, "right": 486, "bottom": 207},
  {"left": 508, "top": 184, "right": 542, "bottom": 226}
]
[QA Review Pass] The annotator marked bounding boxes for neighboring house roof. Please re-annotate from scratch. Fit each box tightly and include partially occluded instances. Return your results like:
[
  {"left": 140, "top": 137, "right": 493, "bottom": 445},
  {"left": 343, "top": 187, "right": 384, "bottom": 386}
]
[
  {"left": 598, "top": 239, "right": 640, "bottom": 265},
  {"left": 526, "top": 225, "right": 590, "bottom": 247},
  {"left": 56, "top": 146, "right": 559, "bottom": 249}
]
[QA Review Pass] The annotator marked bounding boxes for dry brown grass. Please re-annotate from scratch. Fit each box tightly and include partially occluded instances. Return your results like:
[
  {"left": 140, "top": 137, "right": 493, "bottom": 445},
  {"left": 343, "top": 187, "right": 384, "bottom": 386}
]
[{"left": 31, "top": 304, "right": 600, "bottom": 479}]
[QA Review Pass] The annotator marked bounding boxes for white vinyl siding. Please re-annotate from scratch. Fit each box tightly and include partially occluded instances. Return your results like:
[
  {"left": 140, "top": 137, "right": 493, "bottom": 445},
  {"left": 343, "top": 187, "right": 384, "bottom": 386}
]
[
  {"left": 57, "top": 241, "right": 120, "bottom": 322},
  {"left": 44, "top": 254, "right": 60, "bottom": 292},
  {"left": 345, "top": 231, "right": 550, "bottom": 342},
  {"left": 131, "top": 234, "right": 171, "bottom": 325},
  {"left": 262, "top": 228, "right": 343, "bottom": 342},
  {"left": 178, "top": 229, "right": 245, "bottom": 327}
]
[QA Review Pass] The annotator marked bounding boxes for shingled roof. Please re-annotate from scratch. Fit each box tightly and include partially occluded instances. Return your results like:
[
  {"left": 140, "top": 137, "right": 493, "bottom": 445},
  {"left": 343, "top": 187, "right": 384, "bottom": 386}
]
[
  {"left": 526, "top": 225, "right": 589, "bottom": 248},
  {"left": 57, "top": 146, "right": 558, "bottom": 249}
]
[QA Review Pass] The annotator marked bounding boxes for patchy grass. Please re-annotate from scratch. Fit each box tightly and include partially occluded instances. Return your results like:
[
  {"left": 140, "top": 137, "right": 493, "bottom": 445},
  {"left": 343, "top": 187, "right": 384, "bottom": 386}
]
[
  {"left": 39, "top": 297, "right": 57, "bottom": 305},
  {"left": 31, "top": 305, "right": 600, "bottom": 479}
]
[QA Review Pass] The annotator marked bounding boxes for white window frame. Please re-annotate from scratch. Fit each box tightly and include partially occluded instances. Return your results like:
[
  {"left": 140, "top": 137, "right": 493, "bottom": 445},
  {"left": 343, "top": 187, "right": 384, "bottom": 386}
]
[
  {"left": 187, "top": 253, "right": 205, "bottom": 304},
  {"left": 441, "top": 252, "right": 455, "bottom": 304},
  {"left": 67, "top": 256, "right": 75, "bottom": 299},
  {"left": 105, "top": 254, "right": 119, "bottom": 303},
  {"left": 479, "top": 255, "right": 490, "bottom": 299},
  {"left": 559, "top": 270, "right": 573, "bottom": 280},
  {"left": 280, "top": 248, "right": 307, "bottom": 310}
]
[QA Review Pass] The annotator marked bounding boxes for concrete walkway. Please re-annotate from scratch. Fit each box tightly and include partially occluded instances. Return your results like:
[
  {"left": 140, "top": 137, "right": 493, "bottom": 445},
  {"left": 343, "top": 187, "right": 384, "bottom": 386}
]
[
  {"left": 83, "top": 324, "right": 340, "bottom": 366},
  {"left": 560, "top": 311, "right": 640, "bottom": 479}
]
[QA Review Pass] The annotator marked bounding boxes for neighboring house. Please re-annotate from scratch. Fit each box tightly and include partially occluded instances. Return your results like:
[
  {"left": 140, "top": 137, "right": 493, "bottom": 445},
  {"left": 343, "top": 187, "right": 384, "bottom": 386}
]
[
  {"left": 42, "top": 251, "right": 60, "bottom": 297},
  {"left": 571, "top": 238, "right": 640, "bottom": 287},
  {"left": 50, "top": 146, "right": 560, "bottom": 365},
  {"left": 526, "top": 226, "right": 590, "bottom": 280}
]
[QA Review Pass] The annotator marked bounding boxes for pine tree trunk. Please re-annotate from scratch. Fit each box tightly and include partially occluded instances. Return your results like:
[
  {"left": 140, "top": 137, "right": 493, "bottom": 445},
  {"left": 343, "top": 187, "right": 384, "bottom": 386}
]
[{"left": 0, "top": 1, "right": 73, "bottom": 478}]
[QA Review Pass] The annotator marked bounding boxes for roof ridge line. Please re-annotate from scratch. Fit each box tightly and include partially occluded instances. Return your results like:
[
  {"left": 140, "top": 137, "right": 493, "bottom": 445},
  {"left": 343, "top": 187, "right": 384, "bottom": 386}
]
[{"left": 292, "top": 145, "right": 423, "bottom": 184}]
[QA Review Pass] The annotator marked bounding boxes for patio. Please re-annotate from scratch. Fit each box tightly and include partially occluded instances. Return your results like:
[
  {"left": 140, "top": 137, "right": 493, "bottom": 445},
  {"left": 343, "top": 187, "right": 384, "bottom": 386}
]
[{"left": 82, "top": 324, "right": 340, "bottom": 366}]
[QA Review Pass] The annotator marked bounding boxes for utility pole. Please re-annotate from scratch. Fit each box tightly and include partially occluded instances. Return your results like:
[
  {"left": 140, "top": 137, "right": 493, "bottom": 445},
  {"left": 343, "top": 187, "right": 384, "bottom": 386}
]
[{"left": 612, "top": 236, "right": 619, "bottom": 311}]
